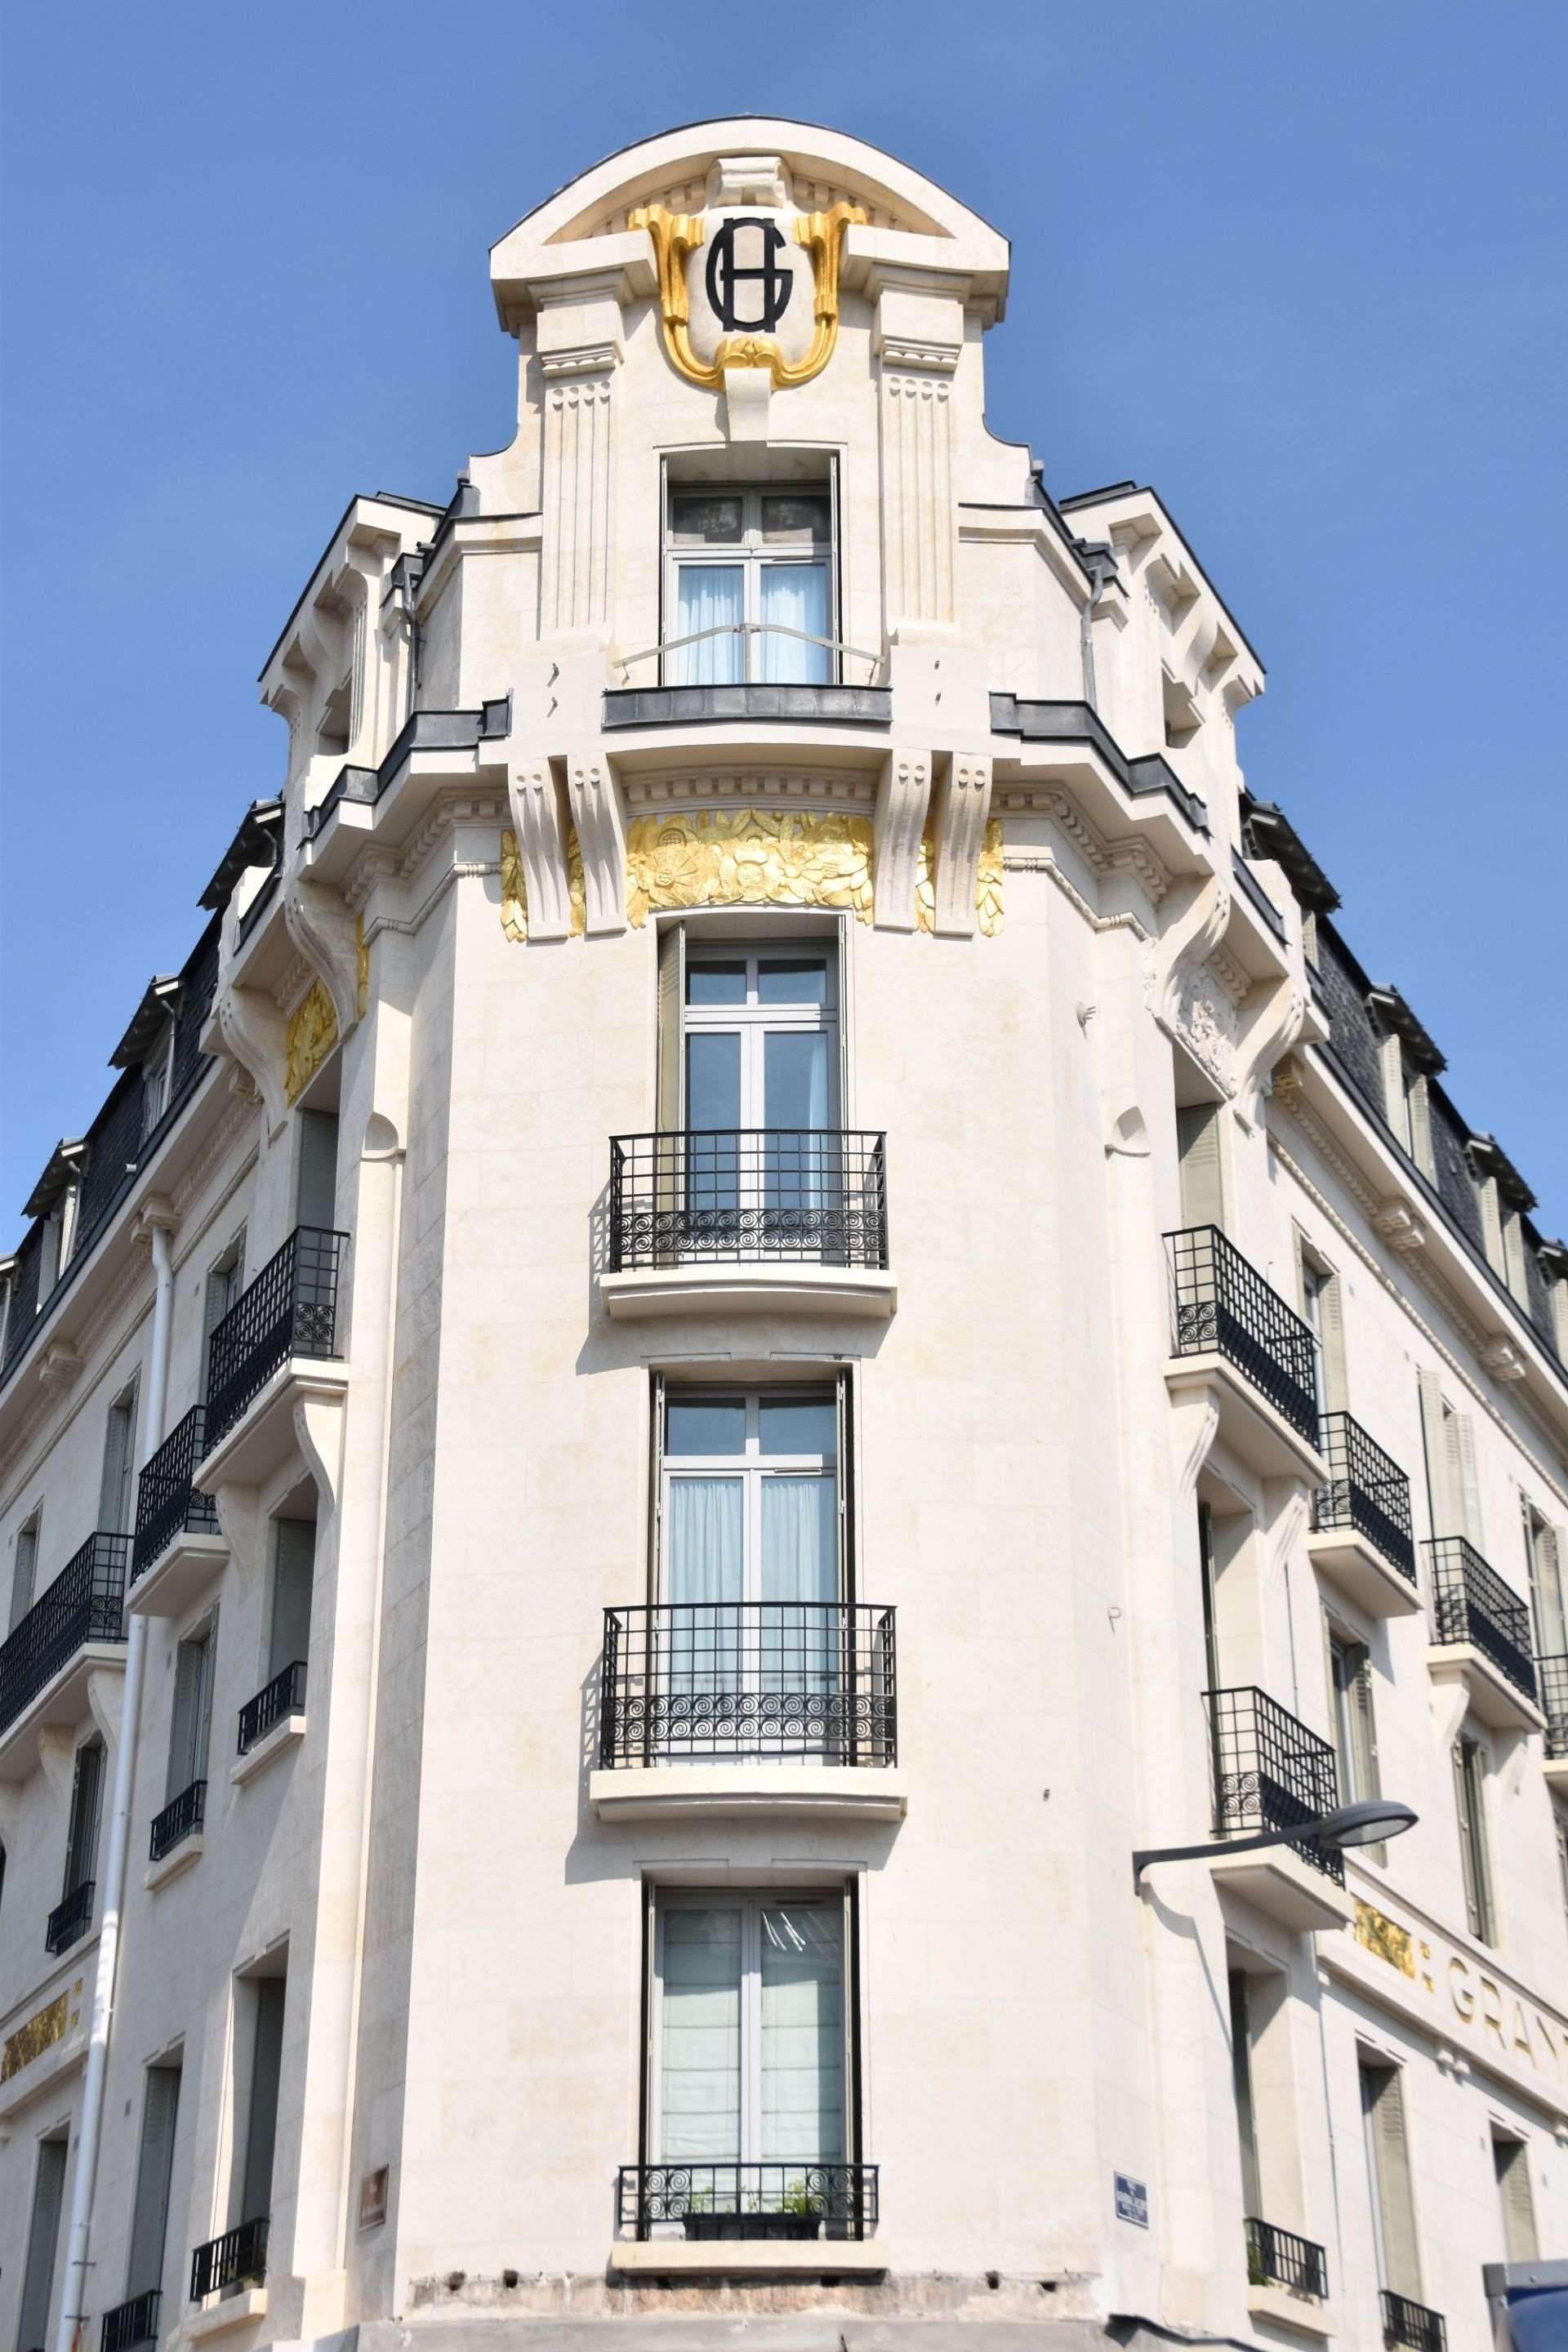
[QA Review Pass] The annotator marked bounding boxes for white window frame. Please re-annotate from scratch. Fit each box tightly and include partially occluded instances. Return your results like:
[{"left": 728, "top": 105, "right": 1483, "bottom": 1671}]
[
  {"left": 659, "top": 1388, "right": 839, "bottom": 1610},
  {"left": 662, "top": 480, "right": 837, "bottom": 686},
  {"left": 681, "top": 945, "right": 840, "bottom": 1132}
]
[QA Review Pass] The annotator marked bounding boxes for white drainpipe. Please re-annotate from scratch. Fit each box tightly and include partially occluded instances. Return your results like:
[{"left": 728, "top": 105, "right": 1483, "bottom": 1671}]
[{"left": 56, "top": 1216, "right": 175, "bottom": 2352}]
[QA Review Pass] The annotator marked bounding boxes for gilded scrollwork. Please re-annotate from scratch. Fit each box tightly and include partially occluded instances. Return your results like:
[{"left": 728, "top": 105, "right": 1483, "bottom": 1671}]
[
  {"left": 284, "top": 979, "right": 338, "bottom": 1104},
  {"left": 913, "top": 818, "right": 1004, "bottom": 937},
  {"left": 630, "top": 200, "right": 864, "bottom": 393},
  {"left": 499, "top": 826, "right": 586, "bottom": 942},
  {"left": 1353, "top": 1899, "right": 1415, "bottom": 1979},
  {"left": 624, "top": 808, "right": 874, "bottom": 928}
]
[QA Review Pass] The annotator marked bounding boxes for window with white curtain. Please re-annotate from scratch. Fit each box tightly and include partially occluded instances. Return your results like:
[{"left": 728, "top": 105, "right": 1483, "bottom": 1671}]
[
  {"left": 652, "top": 1891, "right": 849, "bottom": 2172},
  {"left": 664, "top": 486, "right": 834, "bottom": 684}
]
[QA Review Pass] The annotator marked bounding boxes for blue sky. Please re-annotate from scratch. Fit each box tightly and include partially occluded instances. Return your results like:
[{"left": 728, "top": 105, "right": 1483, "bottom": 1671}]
[{"left": 2, "top": 1, "right": 1563, "bottom": 1235}]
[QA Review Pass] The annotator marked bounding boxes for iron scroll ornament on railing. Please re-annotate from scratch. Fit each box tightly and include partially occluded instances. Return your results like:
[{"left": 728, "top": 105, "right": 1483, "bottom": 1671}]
[
  {"left": 599, "top": 1602, "right": 897, "bottom": 1769},
  {"left": 617, "top": 2160, "right": 878, "bottom": 2242},
  {"left": 608, "top": 1130, "right": 889, "bottom": 1273}
]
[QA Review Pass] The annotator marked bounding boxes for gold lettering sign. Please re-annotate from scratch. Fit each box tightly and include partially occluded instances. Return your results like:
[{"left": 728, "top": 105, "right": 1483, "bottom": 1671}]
[
  {"left": 2, "top": 1981, "right": 82, "bottom": 2082},
  {"left": 1353, "top": 1899, "right": 1415, "bottom": 1979},
  {"left": 285, "top": 979, "right": 337, "bottom": 1103},
  {"left": 915, "top": 819, "right": 1004, "bottom": 937},
  {"left": 498, "top": 828, "right": 586, "bottom": 942},
  {"left": 625, "top": 808, "right": 875, "bottom": 928}
]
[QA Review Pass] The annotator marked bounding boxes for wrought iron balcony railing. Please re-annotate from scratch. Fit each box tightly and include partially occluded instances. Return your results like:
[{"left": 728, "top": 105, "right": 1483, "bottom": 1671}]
[
  {"left": 617, "top": 2162, "right": 878, "bottom": 2242},
  {"left": 0, "top": 1530, "right": 130, "bottom": 1735},
  {"left": 100, "top": 2289, "right": 161, "bottom": 2352},
  {"left": 1312, "top": 1412, "right": 1416, "bottom": 1583},
  {"left": 203, "top": 1225, "right": 347, "bottom": 1453},
  {"left": 600, "top": 1602, "right": 896, "bottom": 1768},
  {"left": 1245, "top": 2216, "right": 1328, "bottom": 2299},
  {"left": 1165, "top": 1226, "right": 1319, "bottom": 1443},
  {"left": 1382, "top": 2289, "right": 1447, "bottom": 2352},
  {"left": 190, "top": 2215, "right": 268, "bottom": 2301},
  {"left": 132, "top": 1403, "right": 220, "bottom": 1581},
  {"left": 46, "top": 1878, "right": 96, "bottom": 1955},
  {"left": 1425, "top": 1539, "right": 1538, "bottom": 1704},
  {"left": 1205, "top": 1686, "right": 1343, "bottom": 1883},
  {"left": 150, "top": 1778, "right": 206, "bottom": 1862},
  {"left": 608, "top": 1131, "right": 889, "bottom": 1273},
  {"left": 1538, "top": 1653, "right": 1568, "bottom": 1758},
  {"left": 238, "top": 1660, "right": 306, "bottom": 1755}
]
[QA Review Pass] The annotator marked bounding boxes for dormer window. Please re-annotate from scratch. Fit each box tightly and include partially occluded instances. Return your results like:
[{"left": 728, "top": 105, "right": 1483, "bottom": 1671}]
[{"left": 663, "top": 478, "right": 835, "bottom": 685}]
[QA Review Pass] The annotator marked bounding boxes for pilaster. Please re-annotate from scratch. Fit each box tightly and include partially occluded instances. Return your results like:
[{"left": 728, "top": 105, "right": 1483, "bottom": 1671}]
[
  {"left": 875, "top": 283, "right": 961, "bottom": 637},
  {"left": 536, "top": 278, "right": 623, "bottom": 641}
]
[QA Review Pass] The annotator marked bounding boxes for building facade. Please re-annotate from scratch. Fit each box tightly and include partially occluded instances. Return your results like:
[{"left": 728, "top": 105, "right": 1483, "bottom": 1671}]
[{"left": 1, "top": 118, "right": 1565, "bottom": 2352}]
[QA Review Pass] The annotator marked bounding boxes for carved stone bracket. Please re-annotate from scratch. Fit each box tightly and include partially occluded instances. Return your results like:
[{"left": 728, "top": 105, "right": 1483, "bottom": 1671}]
[
  {"left": 1151, "top": 872, "right": 1231, "bottom": 1046},
  {"left": 1234, "top": 974, "right": 1308, "bottom": 1132},
  {"left": 211, "top": 1483, "right": 266, "bottom": 1588},
  {"left": 86, "top": 1666, "right": 125, "bottom": 1753},
  {"left": 1428, "top": 1672, "right": 1472, "bottom": 1756},
  {"left": 1481, "top": 1335, "right": 1529, "bottom": 1383},
  {"left": 1374, "top": 1200, "right": 1428, "bottom": 1254},
  {"left": 37, "top": 1340, "right": 82, "bottom": 1396},
  {"left": 564, "top": 755, "right": 628, "bottom": 935},
  {"left": 37, "top": 1726, "right": 78, "bottom": 1806},
  {"left": 871, "top": 749, "right": 932, "bottom": 930},
  {"left": 929, "top": 754, "right": 992, "bottom": 938},
  {"left": 1169, "top": 1383, "right": 1221, "bottom": 1503},
  {"left": 506, "top": 760, "right": 575, "bottom": 943},
  {"left": 285, "top": 874, "right": 363, "bottom": 1040},
  {"left": 292, "top": 1386, "right": 346, "bottom": 1521},
  {"left": 214, "top": 981, "right": 290, "bottom": 1136}
]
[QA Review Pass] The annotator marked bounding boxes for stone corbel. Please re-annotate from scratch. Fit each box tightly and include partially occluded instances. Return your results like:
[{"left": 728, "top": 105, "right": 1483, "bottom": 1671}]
[
  {"left": 86, "top": 1667, "right": 124, "bottom": 1752},
  {"left": 1427, "top": 1673, "right": 1472, "bottom": 1755},
  {"left": 211, "top": 1483, "right": 265, "bottom": 1586},
  {"left": 1169, "top": 1386, "right": 1221, "bottom": 1503},
  {"left": 929, "top": 754, "right": 992, "bottom": 937},
  {"left": 1151, "top": 871, "right": 1231, "bottom": 1040},
  {"left": 214, "top": 981, "right": 290, "bottom": 1136},
  {"left": 564, "top": 755, "right": 628, "bottom": 935},
  {"left": 506, "top": 760, "right": 574, "bottom": 943},
  {"left": 38, "top": 1340, "right": 82, "bottom": 1396},
  {"left": 38, "top": 1725, "right": 78, "bottom": 1806},
  {"left": 871, "top": 749, "right": 932, "bottom": 930},
  {"left": 1234, "top": 973, "right": 1308, "bottom": 1133},
  {"left": 131, "top": 1195, "right": 179, "bottom": 1252},
  {"left": 1373, "top": 1200, "right": 1427, "bottom": 1254},
  {"left": 292, "top": 1384, "right": 346, "bottom": 1521},
  {"left": 1480, "top": 1336, "right": 1529, "bottom": 1383},
  {"left": 284, "top": 874, "right": 362, "bottom": 1039}
]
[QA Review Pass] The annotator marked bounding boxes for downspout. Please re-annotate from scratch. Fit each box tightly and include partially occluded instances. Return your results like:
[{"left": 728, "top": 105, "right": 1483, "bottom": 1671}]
[
  {"left": 1079, "top": 546, "right": 1111, "bottom": 712},
  {"left": 56, "top": 1214, "right": 176, "bottom": 2352}
]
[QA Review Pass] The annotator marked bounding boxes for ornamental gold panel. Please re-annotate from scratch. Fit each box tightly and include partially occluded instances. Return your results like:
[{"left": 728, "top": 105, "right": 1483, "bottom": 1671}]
[
  {"left": 499, "top": 826, "right": 586, "bottom": 942},
  {"left": 285, "top": 979, "right": 337, "bottom": 1104},
  {"left": 915, "top": 817, "right": 1004, "bottom": 936},
  {"left": 625, "top": 808, "right": 874, "bottom": 928},
  {"left": 355, "top": 913, "right": 369, "bottom": 1020},
  {"left": 1353, "top": 1898, "right": 1415, "bottom": 1979},
  {"left": 1, "top": 1981, "right": 82, "bottom": 2082}
]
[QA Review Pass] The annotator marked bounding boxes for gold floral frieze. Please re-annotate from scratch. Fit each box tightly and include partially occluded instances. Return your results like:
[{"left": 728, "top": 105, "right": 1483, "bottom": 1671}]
[
  {"left": 499, "top": 826, "right": 586, "bottom": 942},
  {"left": 626, "top": 808, "right": 875, "bottom": 928},
  {"left": 285, "top": 979, "right": 338, "bottom": 1103},
  {"left": 1353, "top": 1899, "right": 1415, "bottom": 1979},
  {"left": 2, "top": 1981, "right": 82, "bottom": 2082},
  {"left": 355, "top": 913, "right": 369, "bottom": 1020},
  {"left": 915, "top": 818, "right": 1004, "bottom": 937}
]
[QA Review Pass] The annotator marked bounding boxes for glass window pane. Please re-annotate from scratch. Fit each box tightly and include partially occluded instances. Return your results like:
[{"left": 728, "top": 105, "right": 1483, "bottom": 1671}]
[
  {"left": 687, "top": 961, "right": 748, "bottom": 1006},
  {"left": 760, "top": 1904, "right": 844, "bottom": 2163},
  {"left": 760, "top": 493, "right": 831, "bottom": 542},
  {"left": 661, "top": 1908, "right": 742, "bottom": 2162},
  {"left": 759, "top": 564, "right": 829, "bottom": 684},
  {"left": 674, "top": 566, "right": 744, "bottom": 684},
  {"left": 756, "top": 957, "right": 828, "bottom": 1005},
  {"left": 686, "top": 1031, "right": 741, "bottom": 1131},
  {"left": 763, "top": 1031, "right": 830, "bottom": 1129},
  {"left": 759, "top": 1396, "right": 836, "bottom": 1458},
  {"left": 666, "top": 1398, "right": 747, "bottom": 1456},
  {"left": 670, "top": 494, "right": 743, "bottom": 546}
]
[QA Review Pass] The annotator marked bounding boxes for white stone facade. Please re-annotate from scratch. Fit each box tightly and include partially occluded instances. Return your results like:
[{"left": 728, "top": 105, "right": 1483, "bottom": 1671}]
[{"left": 2, "top": 120, "right": 1565, "bottom": 2352}]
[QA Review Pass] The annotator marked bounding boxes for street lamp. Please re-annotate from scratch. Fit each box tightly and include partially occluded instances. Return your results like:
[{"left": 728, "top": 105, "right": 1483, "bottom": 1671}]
[{"left": 1132, "top": 1798, "right": 1418, "bottom": 1890}]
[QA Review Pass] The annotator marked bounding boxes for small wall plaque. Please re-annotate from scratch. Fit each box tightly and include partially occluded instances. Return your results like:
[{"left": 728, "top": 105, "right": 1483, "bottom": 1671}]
[
  {"left": 1114, "top": 2172, "right": 1149, "bottom": 2228},
  {"left": 359, "top": 2166, "right": 389, "bottom": 2230}
]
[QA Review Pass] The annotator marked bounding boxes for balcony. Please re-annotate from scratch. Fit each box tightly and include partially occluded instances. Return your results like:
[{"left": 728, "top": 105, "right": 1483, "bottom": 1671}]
[
  {"left": 234, "top": 1660, "right": 307, "bottom": 1784},
  {"left": 0, "top": 1531, "right": 130, "bottom": 1780},
  {"left": 190, "top": 2215, "right": 268, "bottom": 2301},
  {"left": 1425, "top": 1539, "right": 1544, "bottom": 1733},
  {"left": 100, "top": 2290, "right": 161, "bottom": 2352},
  {"left": 603, "top": 1130, "right": 894, "bottom": 1320},
  {"left": 198, "top": 1226, "right": 349, "bottom": 1488},
  {"left": 1204, "top": 1686, "right": 1354, "bottom": 1931},
  {"left": 1539, "top": 1655, "right": 1568, "bottom": 1791},
  {"left": 149, "top": 1777, "right": 206, "bottom": 1867},
  {"left": 612, "top": 2162, "right": 883, "bottom": 2278},
  {"left": 46, "top": 1877, "right": 96, "bottom": 1955},
  {"left": 129, "top": 1404, "right": 226, "bottom": 1618},
  {"left": 1308, "top": 1412, "right": 1421, "bottom": 1617},
  {"left": 604, "top": 682, "right": 891, "bottom": 731},
  {"left": 592, "top": 1603, "right": 902, "bottom": 1823},
  {"left": 1246, "top": 2217, "right": 1330, "bottom": 2336},
  {"left": 1165, "top": 1227, "right": 1326, "bottom": 1482},
  {"left": 1382, "top": 2290, "right": 1447, "bottom": 2352}
]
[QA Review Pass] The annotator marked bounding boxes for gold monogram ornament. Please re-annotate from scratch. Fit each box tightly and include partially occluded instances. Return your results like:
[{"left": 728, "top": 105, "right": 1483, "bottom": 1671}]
[{"left": 630, "top": 202, "right": 865, "bottom": 392}]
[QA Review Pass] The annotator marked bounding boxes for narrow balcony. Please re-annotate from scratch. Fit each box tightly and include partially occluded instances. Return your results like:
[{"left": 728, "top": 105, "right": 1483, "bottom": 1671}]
[
  {"left": 1539, "top": 1654, "right": 1568, "bottom": 1792},
  {"left": 591, "top": 1602, "right": 902, "bottom": 1824},
  {"left": 46, "top": 1876, "right": 96, "bottom": 1956},
  {"left": 1382, "top": 2290, "right": 1447, "bottom": 2352},
  {"left": 1204, "top": 1686, "right": 1353, "bottom": 1932},
  {"left": 100, "top": 2289, "right": 161, "bottom": 2352},
  {"left": 1308, "top": 1412, "right": 1420, "bottom": 1617},
  {"left": 1246, "top": 2217, "right": 1330, "bottom": 2331},
  {"left": 190, "top": 2215, "right": 268, "bottom": 2302},
  {"left": 612, "top": 2162, "right": 882, "bottom": 2278},
  {"left": 198, "top": 1225, "right": 349, "bottom": 1488},
  {"left": 603, "top": 1131, "right": 894, "bottom": 1320},
  {"left": 149, "top": 1778, "right": 206, "bottom": 1865},
  {"left": 0, "top": 1531, "right": 130, "bottom": 1780},
  {"left": 234, "top": 1659, "right": 307, "bottom": 1784},
  {"left": 129, "top": 1404, "right": 226, "bottom": 1618},
  {"left": 1165, "top": 1227, "right": 1326, "bottom": 1482},
  {"left": 1425, "top": 1539, "right": 1544, "bottom": 1733}
]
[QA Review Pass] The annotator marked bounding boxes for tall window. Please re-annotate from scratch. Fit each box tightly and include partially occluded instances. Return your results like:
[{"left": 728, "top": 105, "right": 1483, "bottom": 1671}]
[
  {"left": 125, "top": 2064, "right": 182, "bottom": 2307},
  {"left": 1327, "top": 1628, "right": 1382, "bottom": 1853},
  {"left": 16, "top": 2136, "right": 69, "bottom": 2352},
  {"left": 235, "top": 1976, "right": 287, "bottom": 2229},
  {"left": 1198, "top": 1502, "right": 1222, "bottom": 1691},
  {"left": 683, "top": 945, "right": 838, "bottom": 1136},
  {"left": 62, "top": 1739, "right": 105, "bottom": 1913},
  {"left": 664, "top": 485, "right": 835, "bottom": 685},
  {"left": 1175, "top": 1102, "right": 1224, "bottom": 1230},
  {"left": 168, "top": 1622, "right": 217, "bottom": 1804},
  {"left": 100, "top": 1381, "right": 139, "bottom": 1535},
  {"left": 1452, "top": 1735, "right": 1494, "bottom": 1944},
  {"left": 268, "top": 1521, "right": 316, "bottom": 1685},
  {"left": 1360, "top": 2060, "right": 1422, "bottom": 2304},
  {"left": 8, "top": 1511, "right": 41, "bottom": 1632},
  {"left": 650, "top": 1891, "right": 850, "bottom": 2178},
  {"left": 1228, "top": 1968, "right": 1263, "bottom": 2218},
  {"left": 200, "top": 1232, "right": 246, "bottom": 1405},
  {"left": 1491, "top": 2134, "right": 1538, "bottom": 2263},
  {"left": 1523, "top": 1503, "right": 1566, "bottom": 1660},
  {"left": 1295, "top": 1237, "right": 1344, "bottom": 1414},
  {"left": 295, "top": 1109, "right": 340, "bottom": 1232}
]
